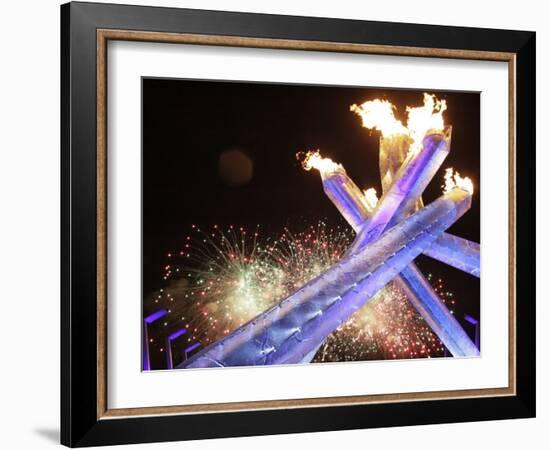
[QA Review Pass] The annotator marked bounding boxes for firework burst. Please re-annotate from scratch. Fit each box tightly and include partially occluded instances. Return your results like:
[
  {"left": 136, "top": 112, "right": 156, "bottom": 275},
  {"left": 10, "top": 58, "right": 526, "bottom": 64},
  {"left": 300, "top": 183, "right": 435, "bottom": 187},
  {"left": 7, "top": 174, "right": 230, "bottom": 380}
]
[
  {"left": 148, "top": 222, "right": 458, "bottom": 364},
  {"left": 314, "top": 276, "right": 452, "bottom": 362}
]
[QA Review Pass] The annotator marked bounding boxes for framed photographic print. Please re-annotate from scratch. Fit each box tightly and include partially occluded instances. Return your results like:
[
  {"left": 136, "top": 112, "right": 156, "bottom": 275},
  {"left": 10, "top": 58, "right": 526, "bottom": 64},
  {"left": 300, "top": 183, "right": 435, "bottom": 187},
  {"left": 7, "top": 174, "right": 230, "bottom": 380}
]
[{"left": 61, "top": 1, "right": 536, "bottom": 447}]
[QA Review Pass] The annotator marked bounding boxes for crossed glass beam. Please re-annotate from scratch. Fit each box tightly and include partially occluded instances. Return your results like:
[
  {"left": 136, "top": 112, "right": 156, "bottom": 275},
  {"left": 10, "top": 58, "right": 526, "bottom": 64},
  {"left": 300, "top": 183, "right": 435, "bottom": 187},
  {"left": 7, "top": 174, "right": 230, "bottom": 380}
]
[{"left": 178, "top": 128, "right": 480, "bottom": 369}]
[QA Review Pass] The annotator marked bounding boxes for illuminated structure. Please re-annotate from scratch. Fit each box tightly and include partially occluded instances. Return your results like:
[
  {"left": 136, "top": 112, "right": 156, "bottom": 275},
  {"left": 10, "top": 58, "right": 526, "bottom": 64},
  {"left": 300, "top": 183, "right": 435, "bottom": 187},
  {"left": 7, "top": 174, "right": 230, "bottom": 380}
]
[
  {"left": 175, "top": 93, "right": 480, "bottom": 369},
  {"left": 143, "top": 308, "right": 167, "bottom": 371},
  {"left": 314, "top": 132, "right": 479, "bottom": 358},
  {"left": 165, "top": 327, "right": 188, "bottom": 369},
  {"left": 180, "top": 188, "right": 471, "bottom": 368},
  {"left": 423, "top": 233, "right": 480, "bottom": 277}
]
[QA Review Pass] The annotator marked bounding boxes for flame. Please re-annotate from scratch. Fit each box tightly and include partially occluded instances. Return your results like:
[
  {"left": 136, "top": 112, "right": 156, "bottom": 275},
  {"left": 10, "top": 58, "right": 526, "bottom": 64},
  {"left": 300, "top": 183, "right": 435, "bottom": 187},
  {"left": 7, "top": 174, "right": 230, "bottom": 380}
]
[
  {"left": 351, "top": 93, "right": 447, "bottom": 154},
  {"left": 350, "top": 100, "right": 407, "bottom": 137},
  {"left": 442, "top": 168, "right": 474, "bottom": 195},
  {"left": 406, "top": 93, "right": 447, "bottom": 152},
  {"left": 362, "top": 187, "right": 379, "bottom": 213},
  {"left": 298, "top": 150, "right": 343, "bottom": 175}
]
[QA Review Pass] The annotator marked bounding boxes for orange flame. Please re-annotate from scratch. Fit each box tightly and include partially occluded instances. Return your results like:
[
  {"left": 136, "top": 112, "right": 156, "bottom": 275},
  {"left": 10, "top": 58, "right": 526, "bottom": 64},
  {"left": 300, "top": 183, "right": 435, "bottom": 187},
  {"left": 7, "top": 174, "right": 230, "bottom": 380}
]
[
  {"left": 298, "top": 150, "right": 343, "bottom": 175},
  {"left": 406, "top": 94, "right": 447, "bottom": 153},
  {"left": 351, "top": 93, "right": 447, "bottom": 154},
  {"left": 362, "top": 187, "right": 379, "bottom": 213},
  {"left": 350, "top": 100, "right": 407, "bottom": 137},
  {"left": 442, "top": 168, "right": 474, "bottom": 195}
]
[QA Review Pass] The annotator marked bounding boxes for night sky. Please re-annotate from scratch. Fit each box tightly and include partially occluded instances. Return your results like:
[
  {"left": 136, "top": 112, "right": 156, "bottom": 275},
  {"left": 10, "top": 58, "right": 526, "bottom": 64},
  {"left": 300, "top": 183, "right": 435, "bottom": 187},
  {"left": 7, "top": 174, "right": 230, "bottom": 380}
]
[{"left": 142, "top": 78, "right": 480, "bottom": 369}]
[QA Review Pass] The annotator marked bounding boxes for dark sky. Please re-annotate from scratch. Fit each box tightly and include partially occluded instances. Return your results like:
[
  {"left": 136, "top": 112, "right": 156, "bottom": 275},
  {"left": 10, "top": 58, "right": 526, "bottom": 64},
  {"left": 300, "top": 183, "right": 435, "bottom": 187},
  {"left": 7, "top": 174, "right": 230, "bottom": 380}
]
[{"left": 142, "top": 78, "right": 480, "bottom": 344}]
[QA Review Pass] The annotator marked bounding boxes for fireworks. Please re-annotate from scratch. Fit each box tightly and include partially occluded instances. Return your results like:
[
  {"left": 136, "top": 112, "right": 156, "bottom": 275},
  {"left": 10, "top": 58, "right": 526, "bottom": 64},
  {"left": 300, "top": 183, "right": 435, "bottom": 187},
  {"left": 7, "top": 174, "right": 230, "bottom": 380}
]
[
  {"left": 315, "top": 275, "right": 453, "bottom": 362},
  {"left": 158, "top": 223, "right": 350, "bottom": 346},
  {"left": 149, "top": 223, "right": 456, "bottom": 363}
]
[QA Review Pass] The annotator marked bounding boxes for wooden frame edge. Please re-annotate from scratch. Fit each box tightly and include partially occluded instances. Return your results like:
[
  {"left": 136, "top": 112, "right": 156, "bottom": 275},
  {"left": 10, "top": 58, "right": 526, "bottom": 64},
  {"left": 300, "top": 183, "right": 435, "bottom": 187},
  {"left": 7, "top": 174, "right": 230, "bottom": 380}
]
[
  {"left": 98, "top": 28, "right": 515, "bottom": 61},
  {"left": 100, "top": 387, "right": 515, "bottom": 419},
  {"left": 97, "top": 29, "right": 108, "bottom": 419},
  {"left": 96, "top": 28, "right": 517, "bottom": 420},
  {"left": 508, "top": 55, "right": 517, "bottom": 396}
]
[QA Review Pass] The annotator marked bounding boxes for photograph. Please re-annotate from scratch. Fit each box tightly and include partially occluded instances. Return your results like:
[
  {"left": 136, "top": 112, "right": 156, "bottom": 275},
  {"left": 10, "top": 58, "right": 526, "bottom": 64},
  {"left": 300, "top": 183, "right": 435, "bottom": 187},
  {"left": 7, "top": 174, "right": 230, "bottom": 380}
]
[
  {"left": 52, "top": 1, "right": 536, "bottom": 447},
  {"left": 141, "top": 80, "right": 481, "bottom": 371}
]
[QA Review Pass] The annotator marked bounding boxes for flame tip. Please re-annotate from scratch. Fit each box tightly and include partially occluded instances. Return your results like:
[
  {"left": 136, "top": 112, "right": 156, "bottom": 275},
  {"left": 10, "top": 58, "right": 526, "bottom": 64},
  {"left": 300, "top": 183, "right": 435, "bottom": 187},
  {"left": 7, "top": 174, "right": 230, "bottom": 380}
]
[
  {"left": 443, "top": 167, "right": 474, "bottom": 195},
  {"left": 362, "top": 187, "right": 379, "bottom": 213},
  {"left": 352, "top": 93, "right": 448, "bottom": 156},
  {"left": 298, "top": 149, "right": 343, "bottom": 175}
]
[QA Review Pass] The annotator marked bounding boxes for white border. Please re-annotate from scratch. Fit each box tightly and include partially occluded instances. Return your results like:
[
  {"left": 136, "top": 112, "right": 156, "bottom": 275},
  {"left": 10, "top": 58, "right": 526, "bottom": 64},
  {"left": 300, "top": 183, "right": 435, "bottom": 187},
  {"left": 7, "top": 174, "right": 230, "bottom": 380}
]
[{"left": 107, "top": 41, "right": 509, "bottom": 409}]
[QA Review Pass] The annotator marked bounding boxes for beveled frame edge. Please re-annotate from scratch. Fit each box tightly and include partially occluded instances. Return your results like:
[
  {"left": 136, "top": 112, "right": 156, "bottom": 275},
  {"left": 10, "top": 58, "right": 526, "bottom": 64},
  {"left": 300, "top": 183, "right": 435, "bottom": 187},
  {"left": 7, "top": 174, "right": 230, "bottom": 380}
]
[
  {"left": 96, "top": 28, "right": 517, "bottom": 421},
  {"left": 62, "top": 3, "right": 535, "bottom": 447}
]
